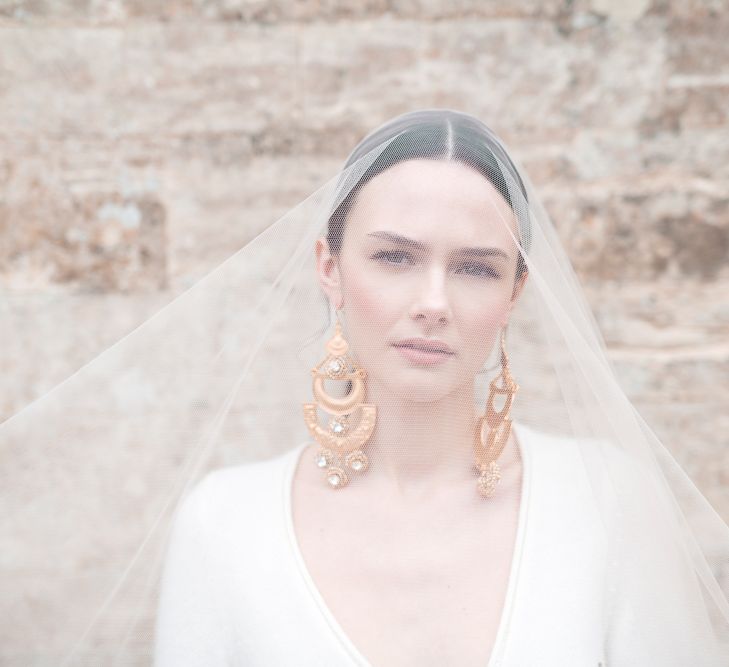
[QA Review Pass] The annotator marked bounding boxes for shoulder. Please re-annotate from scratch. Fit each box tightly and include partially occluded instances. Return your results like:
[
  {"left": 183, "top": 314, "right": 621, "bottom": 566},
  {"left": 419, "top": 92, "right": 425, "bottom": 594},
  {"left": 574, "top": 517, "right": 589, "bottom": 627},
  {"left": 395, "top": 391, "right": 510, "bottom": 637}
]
[
  {"left": 515, "top": 421, "right": 675, "bottom": 533},
  {"left": 514, "top": 419, "right": 644, "bottom": 478},
  {"left": 513, "top": 420, "right": 591, "bottom": 470},
  {"left": 171, "top": 445, "right": 303, "bottom": 534},
  {"left": 513, "top": 420, "right": 653, "bottom": 518}
]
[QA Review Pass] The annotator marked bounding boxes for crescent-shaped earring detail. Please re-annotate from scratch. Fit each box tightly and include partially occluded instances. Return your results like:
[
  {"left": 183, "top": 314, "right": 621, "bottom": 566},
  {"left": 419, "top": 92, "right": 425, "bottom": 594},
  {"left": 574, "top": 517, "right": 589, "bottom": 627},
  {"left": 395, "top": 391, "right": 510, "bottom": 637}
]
[
  {"left": 474, "top": 327, "right": 519, "bottom": 498},
  {"left": 302, "top": 320, "right": 376, "bottom": 489}
]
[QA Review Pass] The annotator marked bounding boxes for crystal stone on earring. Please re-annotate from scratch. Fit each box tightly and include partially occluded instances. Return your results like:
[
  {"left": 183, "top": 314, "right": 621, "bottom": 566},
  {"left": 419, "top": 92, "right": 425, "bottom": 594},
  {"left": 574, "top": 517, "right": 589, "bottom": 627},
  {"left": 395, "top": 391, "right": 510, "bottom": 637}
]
[
  {"left": 477, "top": 461, "right": 502, "bottom": 498},
  {"left": 345, "top": 450, "right": 368, "bottom": 472},
  {"left": 326, "top": 357, "right": 346, "bottom": 378},
  {"left": 328, "top": 416, "right": 348, "bottom": 436},
  {"left": 326, "top": 465, "right": 348, "bottom": 488},
  {"left": 315, "top": 448, "right": 333, "bottom": 469}
]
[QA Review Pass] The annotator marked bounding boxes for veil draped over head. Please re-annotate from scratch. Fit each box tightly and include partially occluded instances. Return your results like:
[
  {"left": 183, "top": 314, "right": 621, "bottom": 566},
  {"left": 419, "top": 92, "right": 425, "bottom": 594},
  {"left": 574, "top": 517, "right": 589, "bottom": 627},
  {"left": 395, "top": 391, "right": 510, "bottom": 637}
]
[{"left": 2, "top": 109, "right": 729, "bottom": 666}]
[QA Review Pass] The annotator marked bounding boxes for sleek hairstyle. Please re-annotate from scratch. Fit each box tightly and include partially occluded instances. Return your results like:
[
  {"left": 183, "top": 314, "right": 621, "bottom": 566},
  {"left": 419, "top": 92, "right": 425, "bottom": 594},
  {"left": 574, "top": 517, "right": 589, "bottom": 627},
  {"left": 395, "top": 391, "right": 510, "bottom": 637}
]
[{"left": 327, "top": 109, "right": 532, "bottom": 286}]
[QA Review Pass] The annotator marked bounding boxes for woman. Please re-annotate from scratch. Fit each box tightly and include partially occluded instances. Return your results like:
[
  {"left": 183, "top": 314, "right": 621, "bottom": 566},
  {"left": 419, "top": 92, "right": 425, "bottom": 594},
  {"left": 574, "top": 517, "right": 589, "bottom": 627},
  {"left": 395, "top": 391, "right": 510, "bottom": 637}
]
[{"left": 152, "top": 110, "right": 729, "bottom": 665}]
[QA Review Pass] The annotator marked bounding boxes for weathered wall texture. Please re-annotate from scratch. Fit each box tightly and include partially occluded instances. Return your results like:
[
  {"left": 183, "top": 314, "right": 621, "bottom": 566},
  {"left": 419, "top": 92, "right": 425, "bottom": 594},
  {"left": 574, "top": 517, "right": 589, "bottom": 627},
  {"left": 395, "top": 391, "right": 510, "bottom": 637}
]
[{"left": 1, "top": 0, "right": 727, "bottom": 662}]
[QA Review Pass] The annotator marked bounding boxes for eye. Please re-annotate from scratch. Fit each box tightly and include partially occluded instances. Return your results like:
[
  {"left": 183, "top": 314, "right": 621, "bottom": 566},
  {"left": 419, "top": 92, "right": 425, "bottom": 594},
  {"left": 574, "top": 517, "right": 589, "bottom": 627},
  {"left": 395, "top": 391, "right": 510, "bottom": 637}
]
[
  {"left": 370, "top": 249, "right": 415, "bottom": 266},
  {"left": 456, "top": 262, "right": 501, "bottom": 278}
]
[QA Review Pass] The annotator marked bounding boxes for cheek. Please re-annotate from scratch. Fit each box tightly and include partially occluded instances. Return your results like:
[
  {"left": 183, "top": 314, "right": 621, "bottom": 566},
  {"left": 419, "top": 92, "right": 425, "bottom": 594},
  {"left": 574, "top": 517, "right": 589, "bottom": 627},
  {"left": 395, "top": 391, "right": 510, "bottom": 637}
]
[
  {"left": 483, "top": 299, "right": 511, "bottom": 327},
  {"left": 341, "top": 264, "right": 403, "bottom": 333},
  {"left": 345, "top": 276, "right": 380, "bottom": 319},
  {"left": 461, "top": 296, "right": 512, "bottom": 350}
]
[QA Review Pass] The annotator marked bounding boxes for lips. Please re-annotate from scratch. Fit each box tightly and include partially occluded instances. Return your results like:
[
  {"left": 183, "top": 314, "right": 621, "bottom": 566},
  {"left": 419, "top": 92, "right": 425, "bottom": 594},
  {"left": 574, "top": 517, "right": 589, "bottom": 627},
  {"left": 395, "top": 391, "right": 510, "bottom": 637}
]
[{"left": 392, "top": 338, "right": 454, "bottom": 355}]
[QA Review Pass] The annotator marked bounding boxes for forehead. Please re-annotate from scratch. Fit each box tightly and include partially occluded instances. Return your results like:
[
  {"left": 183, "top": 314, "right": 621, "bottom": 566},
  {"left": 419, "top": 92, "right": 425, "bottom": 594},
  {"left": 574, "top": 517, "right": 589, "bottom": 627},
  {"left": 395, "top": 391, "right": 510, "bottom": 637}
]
[{"left": 347, "top": 159, "right": 519, "bottom": 249}]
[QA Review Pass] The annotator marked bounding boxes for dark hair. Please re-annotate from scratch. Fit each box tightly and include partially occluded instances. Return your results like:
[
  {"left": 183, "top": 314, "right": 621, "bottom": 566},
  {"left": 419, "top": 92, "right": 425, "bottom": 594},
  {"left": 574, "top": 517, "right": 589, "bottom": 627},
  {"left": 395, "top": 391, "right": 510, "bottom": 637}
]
[{"left": 327, "top": 109, "right": 531, "bottom": 287}]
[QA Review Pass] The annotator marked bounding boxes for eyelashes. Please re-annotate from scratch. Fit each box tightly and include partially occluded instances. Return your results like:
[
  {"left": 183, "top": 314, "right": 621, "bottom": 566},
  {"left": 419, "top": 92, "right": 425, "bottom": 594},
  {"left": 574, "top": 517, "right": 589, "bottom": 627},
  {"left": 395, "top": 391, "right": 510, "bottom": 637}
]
[
  {"left": 458, "top": 262, "right": 502, "bottom": 279},
  {"left": 371, "top": 249, "right": 414, "bottom": 265},
  {"left": 369, "top": 250, "right": 501, "bottom": 279}
]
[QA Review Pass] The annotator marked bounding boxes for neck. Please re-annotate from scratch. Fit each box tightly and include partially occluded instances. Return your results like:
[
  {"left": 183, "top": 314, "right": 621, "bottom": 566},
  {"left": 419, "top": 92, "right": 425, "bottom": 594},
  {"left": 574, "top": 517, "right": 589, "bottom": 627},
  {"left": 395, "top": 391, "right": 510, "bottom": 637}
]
[{"left": 359, "top": 377, "right": 484, "bottom": 495}]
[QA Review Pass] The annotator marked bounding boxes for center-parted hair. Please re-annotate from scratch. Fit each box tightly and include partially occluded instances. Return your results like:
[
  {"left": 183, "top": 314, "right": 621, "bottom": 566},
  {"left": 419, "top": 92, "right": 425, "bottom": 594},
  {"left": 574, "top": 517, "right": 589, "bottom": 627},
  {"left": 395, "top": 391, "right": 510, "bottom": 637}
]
[{"left": 327, "top": 109, "right": 532, "bottom": 285}]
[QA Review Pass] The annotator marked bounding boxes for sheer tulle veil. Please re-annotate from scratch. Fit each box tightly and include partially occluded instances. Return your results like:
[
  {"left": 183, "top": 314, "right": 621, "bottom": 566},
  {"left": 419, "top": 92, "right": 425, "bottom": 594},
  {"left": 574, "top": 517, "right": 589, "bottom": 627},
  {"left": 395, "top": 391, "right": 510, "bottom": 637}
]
[{"left": 1, "top": 109, "right": 728, "bottom": 665}]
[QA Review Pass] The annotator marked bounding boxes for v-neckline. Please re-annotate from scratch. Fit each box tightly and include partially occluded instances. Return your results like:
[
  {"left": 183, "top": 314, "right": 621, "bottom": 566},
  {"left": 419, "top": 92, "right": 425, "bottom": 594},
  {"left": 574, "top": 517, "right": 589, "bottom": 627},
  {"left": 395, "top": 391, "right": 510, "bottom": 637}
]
[{"left": 282, "top": 421, "right": 533, "bottom": 667}]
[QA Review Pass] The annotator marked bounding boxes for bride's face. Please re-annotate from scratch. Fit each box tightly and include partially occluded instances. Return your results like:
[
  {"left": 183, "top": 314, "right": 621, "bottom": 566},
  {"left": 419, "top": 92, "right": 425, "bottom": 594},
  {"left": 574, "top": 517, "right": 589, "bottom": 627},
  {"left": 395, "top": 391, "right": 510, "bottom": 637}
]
[{"left": 316, "top": 158, "right": 527, "bottom": 402}]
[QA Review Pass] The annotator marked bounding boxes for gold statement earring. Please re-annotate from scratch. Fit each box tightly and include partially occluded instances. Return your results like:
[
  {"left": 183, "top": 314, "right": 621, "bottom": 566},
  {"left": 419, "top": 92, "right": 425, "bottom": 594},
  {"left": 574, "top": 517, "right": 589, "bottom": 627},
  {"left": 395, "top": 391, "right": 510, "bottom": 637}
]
[
  {"left": 474, "top": 327, "right": 519, "bottom": 498},
  {"left": 302, "top": 314, "right": 377, "bottom": 489}
]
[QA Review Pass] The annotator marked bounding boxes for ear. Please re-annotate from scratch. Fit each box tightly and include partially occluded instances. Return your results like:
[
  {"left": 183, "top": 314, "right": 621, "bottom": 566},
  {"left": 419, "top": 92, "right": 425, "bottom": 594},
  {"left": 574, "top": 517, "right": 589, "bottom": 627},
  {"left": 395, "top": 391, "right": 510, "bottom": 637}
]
[
  {"left": 502, "top": 270, "right": 528, "bottom": 327},
  {"left": 315, "top": 237, "right": 344, "bottom": 309}
]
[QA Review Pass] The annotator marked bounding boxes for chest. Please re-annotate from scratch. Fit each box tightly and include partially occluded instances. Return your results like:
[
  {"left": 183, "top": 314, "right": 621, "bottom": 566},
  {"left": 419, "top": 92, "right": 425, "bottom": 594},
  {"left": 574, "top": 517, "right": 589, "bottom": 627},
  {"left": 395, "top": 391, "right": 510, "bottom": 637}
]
[{"left": 292, "top": 489, "right": 522, "bottom": 667}]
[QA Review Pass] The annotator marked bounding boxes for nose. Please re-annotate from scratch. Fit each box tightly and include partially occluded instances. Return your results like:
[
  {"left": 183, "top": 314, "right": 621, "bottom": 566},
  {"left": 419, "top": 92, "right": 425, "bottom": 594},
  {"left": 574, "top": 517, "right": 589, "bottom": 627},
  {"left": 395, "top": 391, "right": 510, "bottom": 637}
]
[{"left": 409, "top": 267, "right": 452, "bottom": 327}]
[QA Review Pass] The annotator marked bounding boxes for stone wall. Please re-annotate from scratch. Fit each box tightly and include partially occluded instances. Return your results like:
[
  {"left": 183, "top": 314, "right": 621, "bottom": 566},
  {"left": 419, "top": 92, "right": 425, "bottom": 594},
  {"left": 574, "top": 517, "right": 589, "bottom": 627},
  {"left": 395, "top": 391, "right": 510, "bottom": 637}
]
[{"left": 1, "top": 0, "right": 727, "bottom": 662}]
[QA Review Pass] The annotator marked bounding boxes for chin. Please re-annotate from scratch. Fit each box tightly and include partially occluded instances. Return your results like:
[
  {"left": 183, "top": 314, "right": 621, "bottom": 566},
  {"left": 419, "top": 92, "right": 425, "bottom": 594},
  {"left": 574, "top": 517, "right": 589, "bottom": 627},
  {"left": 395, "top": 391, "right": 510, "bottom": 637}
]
[{"left": 384, "top": 374, "right": 459, "bottom": 404}]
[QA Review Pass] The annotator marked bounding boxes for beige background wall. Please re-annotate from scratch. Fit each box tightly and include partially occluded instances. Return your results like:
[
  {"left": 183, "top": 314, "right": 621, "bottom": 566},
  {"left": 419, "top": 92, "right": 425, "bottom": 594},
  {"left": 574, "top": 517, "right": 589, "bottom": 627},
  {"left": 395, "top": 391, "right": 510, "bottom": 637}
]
[{"left": 1, "top": 0, "right": 727, "bottom": 659}]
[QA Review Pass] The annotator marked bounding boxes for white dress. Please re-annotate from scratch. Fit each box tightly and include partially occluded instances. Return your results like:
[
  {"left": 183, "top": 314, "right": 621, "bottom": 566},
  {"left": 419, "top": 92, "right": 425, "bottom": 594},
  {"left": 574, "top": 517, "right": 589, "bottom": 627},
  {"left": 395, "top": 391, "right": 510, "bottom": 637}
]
[{"left": 153, "top": 421, "right": 722, "bottom": 666}]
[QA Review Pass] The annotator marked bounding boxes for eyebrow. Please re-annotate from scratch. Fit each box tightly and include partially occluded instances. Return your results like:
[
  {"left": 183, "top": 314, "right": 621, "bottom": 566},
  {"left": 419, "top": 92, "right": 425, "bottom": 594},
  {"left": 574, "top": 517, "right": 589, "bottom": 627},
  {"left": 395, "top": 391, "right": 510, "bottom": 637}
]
[{"left": 366, "top": 230, "right": 510, "bottom": 260}]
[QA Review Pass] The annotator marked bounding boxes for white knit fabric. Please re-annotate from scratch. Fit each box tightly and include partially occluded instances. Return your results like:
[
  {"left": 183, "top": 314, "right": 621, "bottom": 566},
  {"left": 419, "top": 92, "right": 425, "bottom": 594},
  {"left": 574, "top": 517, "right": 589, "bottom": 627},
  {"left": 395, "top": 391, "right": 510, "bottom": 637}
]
[{"left": 155, "top": 419, "right": 720, "bottom": 666}]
